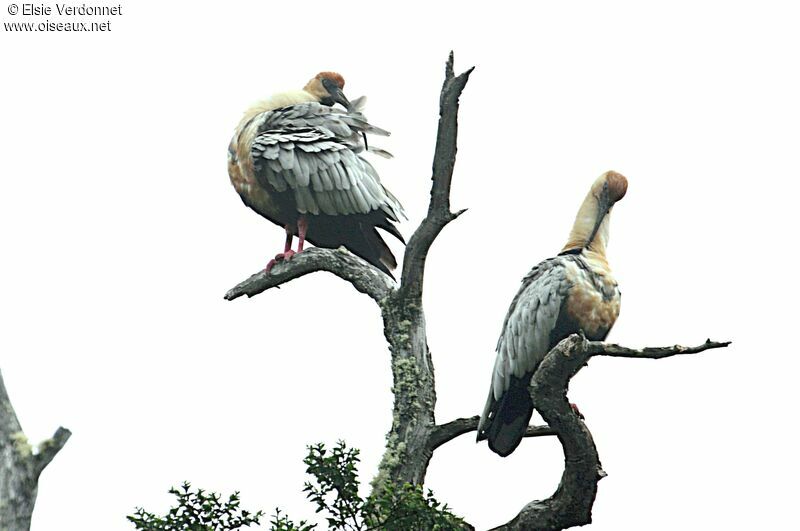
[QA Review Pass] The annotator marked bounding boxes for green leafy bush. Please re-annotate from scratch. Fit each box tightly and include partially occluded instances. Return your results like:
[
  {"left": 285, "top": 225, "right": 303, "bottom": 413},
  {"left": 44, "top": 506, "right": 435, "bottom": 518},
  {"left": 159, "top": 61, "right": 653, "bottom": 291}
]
[
  {"left": 128, "top": 442, "right": 465, "bottom": 531},
  {"left": 127, "top": 482, "right": 263, "bottom": 531},
  {"left": 291, "top": 441, "right": 465, "bottom": 530}
]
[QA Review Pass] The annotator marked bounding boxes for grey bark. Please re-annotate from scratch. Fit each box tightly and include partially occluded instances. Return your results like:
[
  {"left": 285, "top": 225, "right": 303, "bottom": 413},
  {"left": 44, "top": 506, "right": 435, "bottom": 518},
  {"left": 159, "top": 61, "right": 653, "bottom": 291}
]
[
  {"left": 225, "top": 52, "right": 731, "bottom": 530},
  {"left": 0, "top": 369, "right": 71, "bottom": 531},
  {"left": 488, "top": 336, "right": 729, "bottom": 531},
  {"left": 225, "top": 247, "right": 393, "bottom": 303}
]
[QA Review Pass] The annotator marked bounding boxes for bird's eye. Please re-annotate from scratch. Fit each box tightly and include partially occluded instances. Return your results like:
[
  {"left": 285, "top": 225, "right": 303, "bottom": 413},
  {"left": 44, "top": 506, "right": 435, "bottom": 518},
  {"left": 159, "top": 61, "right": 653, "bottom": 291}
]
[{"left": 321, "top": 78, "right": 337, "bottom": 93}]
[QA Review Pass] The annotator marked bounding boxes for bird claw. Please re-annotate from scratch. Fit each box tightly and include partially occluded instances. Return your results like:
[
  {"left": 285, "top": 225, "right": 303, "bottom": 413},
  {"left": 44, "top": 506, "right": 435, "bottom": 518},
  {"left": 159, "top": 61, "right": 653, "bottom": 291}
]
[{"left": 265, "top": 250, "right": 297, "bottom": 273}]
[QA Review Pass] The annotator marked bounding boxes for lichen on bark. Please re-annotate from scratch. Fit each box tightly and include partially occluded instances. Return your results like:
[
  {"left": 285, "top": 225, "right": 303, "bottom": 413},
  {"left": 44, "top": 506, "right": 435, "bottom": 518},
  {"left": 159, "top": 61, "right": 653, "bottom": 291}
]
[{"left": 1, "top": 369, "right": 71, "bottom": 531}]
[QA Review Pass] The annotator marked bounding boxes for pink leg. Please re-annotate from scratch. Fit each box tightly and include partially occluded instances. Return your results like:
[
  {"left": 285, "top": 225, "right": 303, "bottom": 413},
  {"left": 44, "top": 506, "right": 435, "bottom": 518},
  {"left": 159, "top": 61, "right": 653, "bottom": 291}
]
[
  {"left": 278, "top": 225, "right": 296, "bottom": 261},
  {"left": 265, "top": 225, "right": 297, "bottom": 273},
  {"left": 297, "top": 215, "right": 308, "bottom": 252},
  {"left": 283, "top": 227, "right": 293, "bottom": 253}
]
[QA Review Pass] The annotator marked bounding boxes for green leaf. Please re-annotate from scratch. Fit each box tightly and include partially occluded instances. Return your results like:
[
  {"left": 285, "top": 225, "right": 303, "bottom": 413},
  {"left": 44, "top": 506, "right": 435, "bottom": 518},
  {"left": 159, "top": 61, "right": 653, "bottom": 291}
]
[{"left": 127, "top": 483, "right": 263, "bottom": 531}]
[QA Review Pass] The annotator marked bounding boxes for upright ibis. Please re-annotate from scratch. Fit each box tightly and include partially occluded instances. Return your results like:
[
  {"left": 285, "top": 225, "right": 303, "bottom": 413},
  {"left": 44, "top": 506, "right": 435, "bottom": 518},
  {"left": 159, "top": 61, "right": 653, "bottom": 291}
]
[
  {"left": 477, "top": 171, "right": 628, "bottom": 457},
  {"left": 227, "top": 72, "right": 405, "bottom": 275}
]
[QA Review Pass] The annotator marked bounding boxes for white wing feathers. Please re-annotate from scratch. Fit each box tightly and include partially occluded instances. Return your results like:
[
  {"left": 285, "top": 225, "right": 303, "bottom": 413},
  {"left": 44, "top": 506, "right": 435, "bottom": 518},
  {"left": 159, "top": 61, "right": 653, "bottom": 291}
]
[
  {"left": 491, "top": 259, "right": 571, "bottom": 400},
  {"left": 250, "top": 102, "right": 403, "bottom": 219}
]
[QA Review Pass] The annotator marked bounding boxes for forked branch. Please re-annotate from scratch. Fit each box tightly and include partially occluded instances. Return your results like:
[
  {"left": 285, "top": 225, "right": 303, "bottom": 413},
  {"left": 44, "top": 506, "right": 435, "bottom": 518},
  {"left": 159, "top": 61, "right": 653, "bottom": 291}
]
[
  {"left": 489, "top": 335, "right": 730, "bottom": 531},
  {"left": 399, "top": 51, "right": 473, "bottom": 302},
  {"left": 0, "top": 369, "right": 71, "bottom": 531}
]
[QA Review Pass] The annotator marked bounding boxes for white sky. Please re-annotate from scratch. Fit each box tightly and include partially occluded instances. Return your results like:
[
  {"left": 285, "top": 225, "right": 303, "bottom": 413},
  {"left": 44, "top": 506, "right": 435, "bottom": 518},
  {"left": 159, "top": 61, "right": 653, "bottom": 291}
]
[{"left": 1, "top": 1, "right": 798, "bottom": 530}]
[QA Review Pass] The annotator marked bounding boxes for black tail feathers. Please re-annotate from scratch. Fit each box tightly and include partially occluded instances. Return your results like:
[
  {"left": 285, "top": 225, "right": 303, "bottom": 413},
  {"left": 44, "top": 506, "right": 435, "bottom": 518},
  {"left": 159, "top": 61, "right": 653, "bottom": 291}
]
[{"left": 478, "top": 376, "right": 534, "bottom": 457}]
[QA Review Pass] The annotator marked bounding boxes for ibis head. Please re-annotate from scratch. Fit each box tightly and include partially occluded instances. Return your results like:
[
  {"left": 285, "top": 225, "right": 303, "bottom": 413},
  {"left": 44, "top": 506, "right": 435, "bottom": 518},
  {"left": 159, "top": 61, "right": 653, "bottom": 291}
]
[
  {"left": 304, "top": 71, "right": 350, "bottom": 108},
  {"left": 585, "top": 171, "right": 627, "bottom": 248}
]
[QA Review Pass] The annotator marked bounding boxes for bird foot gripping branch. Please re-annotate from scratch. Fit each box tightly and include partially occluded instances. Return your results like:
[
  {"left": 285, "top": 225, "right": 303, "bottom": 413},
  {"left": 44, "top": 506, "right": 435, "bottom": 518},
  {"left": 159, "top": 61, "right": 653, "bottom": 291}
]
[
  {"left": 265, "top": 251, "right": 294, "bottom": 273},
  {"left": 569, "top": 403, "right": 585, "bottom": 420}
]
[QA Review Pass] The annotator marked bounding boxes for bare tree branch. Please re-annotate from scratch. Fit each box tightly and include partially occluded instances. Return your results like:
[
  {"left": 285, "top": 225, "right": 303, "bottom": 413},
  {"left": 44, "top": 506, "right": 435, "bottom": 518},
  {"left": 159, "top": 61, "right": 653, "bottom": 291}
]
[
  {"left": 399, "top": 51, "right": 473, "bottom": 302},
  {"left": 490, "top": 335, "right": 731, "bottom": 531},
  {"left": 588, "top": 339, "right": 732, "bottom": 359},
  {"left": 370, "top": 53, "right": 474, "bottom": 491},
  {"left": 1, "top": 369, "right": 71, "bottom": 531},
  {"left": 225, "top": 247, "right": 394, "bottom": 303},
  {"left": 33, "top": 426, "right": 72, "bottom": 477},
  {"left": 429, "top": 416, "right": 555, "bottom": 452},
  {"left": 429, "top": 339, "right": 731, "bottom": 458}
]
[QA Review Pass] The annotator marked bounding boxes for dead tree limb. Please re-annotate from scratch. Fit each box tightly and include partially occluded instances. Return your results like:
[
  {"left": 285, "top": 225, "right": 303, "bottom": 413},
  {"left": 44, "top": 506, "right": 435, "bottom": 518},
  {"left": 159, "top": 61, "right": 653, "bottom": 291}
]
[
  {"left": 429, "top": 417, "right": 556, "bottom": 453},
  {"left": 225, "top": 53, "right": 731, "bottom": 530},
  {"left": 224, "top": 247, "right": 394, "bottom": 303},
  {"left": 399, "top": 52, "right": 472, "bottom": 302},
  {"left": 488, "top": 335, "right": 730, "bottom": 531},
  {"left": 0, "top": 369, "right": 71, "bottom": 531},
  {"left": 370, "top": 52, "right": 473, "bottom": 490}
]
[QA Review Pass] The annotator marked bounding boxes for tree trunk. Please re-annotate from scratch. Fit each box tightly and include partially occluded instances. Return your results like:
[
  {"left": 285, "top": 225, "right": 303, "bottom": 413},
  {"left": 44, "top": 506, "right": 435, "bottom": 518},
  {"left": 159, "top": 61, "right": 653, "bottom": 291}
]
[{"left": 0, "top": 369, "right": 70, "bottom": 531}]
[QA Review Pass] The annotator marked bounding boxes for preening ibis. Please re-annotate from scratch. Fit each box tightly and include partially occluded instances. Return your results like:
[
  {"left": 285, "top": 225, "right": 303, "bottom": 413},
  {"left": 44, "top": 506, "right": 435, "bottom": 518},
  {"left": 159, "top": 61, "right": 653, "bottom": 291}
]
[
  {"left": 227, "top": 72, "right": 405, "bottom": 275},
  {"left": 477, "top": 171, "right": 628, "bottom": 457}
]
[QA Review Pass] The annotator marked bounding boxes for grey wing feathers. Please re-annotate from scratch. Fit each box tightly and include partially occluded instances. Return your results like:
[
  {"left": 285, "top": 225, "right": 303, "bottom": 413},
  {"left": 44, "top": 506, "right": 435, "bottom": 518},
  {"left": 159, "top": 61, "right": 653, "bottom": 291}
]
[
  {"left": 476, "top": 257, "right": 574, "bottom": 452},
  {"left": 490, "top": 258, "right": 572, "bottom": 401},
  {"left": 347, "top": 95, "right": 368, "bottom": 112},
  {"left": 250, "top": 102, "right": 402, "bottom": 219}
]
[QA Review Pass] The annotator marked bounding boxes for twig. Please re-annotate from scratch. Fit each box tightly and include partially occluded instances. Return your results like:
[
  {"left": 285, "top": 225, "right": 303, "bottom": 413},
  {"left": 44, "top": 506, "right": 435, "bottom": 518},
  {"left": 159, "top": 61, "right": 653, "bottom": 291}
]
[
  {"left": 429, "top": 416, "right": 555, "bottom": 452},
  {"left": 588, "top": 339, "right": 731, "bottom": 359}
]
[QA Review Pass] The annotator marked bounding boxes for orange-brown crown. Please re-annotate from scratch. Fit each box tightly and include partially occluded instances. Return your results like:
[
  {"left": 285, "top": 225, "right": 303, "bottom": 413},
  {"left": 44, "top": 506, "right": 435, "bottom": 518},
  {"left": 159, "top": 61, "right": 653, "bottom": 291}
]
[
  {"left": 604, "top": 171, "right": 628, "bottom": 203},
  {"left": 315, "top": 71, "right": 345, "bottom": 89}
]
